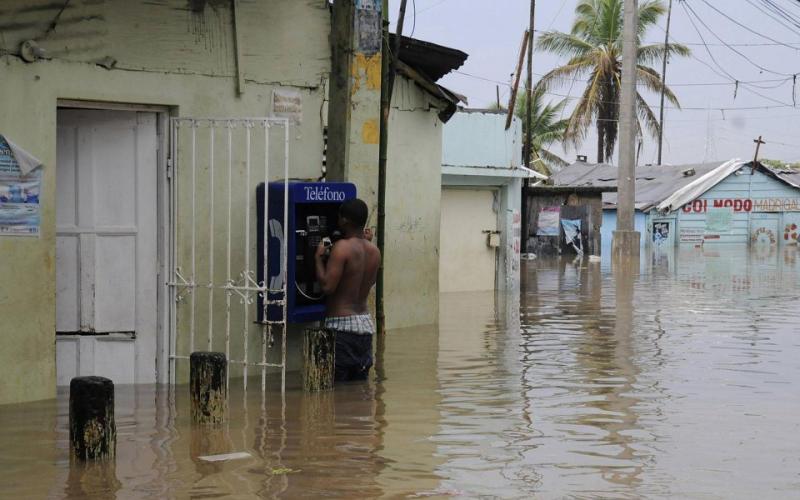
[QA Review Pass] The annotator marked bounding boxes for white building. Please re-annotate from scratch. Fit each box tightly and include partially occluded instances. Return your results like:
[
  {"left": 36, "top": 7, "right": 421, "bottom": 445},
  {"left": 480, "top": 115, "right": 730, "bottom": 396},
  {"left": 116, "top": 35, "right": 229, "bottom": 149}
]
[{"left": 439, "top": 109, "right": 543, "bottom": 292}]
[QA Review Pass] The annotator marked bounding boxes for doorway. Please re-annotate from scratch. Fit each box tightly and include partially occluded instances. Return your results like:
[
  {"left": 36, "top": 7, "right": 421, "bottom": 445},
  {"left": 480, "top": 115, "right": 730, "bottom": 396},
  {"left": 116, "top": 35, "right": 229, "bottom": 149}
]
[
  {"left": 439, "top": 187, "right": 498, "bottom": 292},
  {"left": 55, "top": 108, "right": 161, "bottom": 385}
]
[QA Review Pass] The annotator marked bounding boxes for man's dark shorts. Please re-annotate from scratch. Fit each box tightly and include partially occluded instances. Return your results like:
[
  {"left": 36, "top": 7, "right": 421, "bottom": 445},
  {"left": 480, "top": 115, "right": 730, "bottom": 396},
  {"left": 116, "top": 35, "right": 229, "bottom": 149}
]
[{"left": 332, "top": 330, "right": 373, "bottom": 382}]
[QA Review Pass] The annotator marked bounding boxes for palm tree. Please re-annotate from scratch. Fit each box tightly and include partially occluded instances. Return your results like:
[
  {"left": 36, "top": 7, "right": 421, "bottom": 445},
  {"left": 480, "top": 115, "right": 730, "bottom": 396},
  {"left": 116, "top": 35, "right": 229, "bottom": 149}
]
[
  {"left": 515, "top": 85, "right": 569, "bottom": 175},
  {"left": 536, "top": 0, "right": 690, "bottom": 163}
]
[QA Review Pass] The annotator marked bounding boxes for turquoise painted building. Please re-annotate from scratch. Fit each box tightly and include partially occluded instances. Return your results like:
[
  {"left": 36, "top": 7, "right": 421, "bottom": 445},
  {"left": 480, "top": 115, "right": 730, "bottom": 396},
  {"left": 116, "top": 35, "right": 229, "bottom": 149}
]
[{"left": 554, "top": 160, "right": 800, "bottom": 252}]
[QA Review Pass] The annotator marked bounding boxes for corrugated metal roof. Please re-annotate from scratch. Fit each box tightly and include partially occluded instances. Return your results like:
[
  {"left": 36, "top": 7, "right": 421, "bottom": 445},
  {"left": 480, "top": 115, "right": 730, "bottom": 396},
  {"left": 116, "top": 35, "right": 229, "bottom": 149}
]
[
  {"left": 553, "top": 160, "right": 800, "bottom": 211},
  {"left": 389, "top": 35, "right": 468, "bottom": 123},
  {"left": 552, "top": 160, "right": 730, "bottom": 211},
  {"left": 774, "top": 169, "right": 800, "bottom": 188},
  {"left": 390, "top": 35, "right": 468, "bottom": 82}
]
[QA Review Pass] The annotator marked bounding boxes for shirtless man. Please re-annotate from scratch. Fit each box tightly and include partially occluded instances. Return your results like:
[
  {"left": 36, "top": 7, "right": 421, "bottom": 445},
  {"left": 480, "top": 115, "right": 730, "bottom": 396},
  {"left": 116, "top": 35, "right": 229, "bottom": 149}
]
[{"left": 315, "top": 198, "right": 381, "bottom": 382}]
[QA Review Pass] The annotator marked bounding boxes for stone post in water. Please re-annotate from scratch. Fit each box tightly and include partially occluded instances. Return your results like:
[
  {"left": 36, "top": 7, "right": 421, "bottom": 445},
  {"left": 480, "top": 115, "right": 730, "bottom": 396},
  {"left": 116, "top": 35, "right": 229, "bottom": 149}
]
[
  {"left": 69, "top": 376, "right": 116, "bottom": 461},
  {"left": 303, "top": 328, "right": 335, "bottom": 391},
  {"left": 190, "top": 352, "right": 227, "bottom": 424}
]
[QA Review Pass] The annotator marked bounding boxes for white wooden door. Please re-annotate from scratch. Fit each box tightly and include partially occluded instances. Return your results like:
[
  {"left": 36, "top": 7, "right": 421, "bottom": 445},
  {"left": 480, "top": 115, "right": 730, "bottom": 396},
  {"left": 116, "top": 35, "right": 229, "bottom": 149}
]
[
  {"left": 56, "top": 110, "right": 158, "bottom": 386},
  {"left": 439, "top": 188, "right": 498, "bottom": 292}
]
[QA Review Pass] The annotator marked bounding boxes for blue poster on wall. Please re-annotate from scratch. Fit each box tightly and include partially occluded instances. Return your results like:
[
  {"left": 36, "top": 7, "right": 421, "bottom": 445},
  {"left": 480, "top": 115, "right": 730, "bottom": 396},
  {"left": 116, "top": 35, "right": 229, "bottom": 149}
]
[{"left": 0, "top": 135, "right": 43, "bottom": 236}]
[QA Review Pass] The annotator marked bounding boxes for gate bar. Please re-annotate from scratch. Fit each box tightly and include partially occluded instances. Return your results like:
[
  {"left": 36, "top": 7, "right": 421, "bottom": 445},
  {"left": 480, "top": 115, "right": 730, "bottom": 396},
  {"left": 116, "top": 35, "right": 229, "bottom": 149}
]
[
  {"left": 189, "top": 123, "right": 197, "bottom": 355},
  {"left": 207, "top": 125, "right": 215, "bottom": 351},
  {"left": 225, "top": 123, "right": 233, "bottom": 391},
  {"left": 243, "top": 124, "right": 252, "bottom": 389}
]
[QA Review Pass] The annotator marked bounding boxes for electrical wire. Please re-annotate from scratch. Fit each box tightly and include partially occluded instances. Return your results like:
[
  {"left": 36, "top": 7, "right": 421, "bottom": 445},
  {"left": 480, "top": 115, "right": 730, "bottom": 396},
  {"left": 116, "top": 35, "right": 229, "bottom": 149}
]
[
  {"left": 454, "top": 69, "right": 793, "bottom": 88},
  {"left": 452, "top": 70, "right": 798, "bottom": 111},
  {"left": 761, "top": 0, "right": 800, "bottom": 30},
  {"left": 682, "top": 1, "right": 797, "bottom": 77},
  {"left": 751, "top": 0, "right": 800, "bottom": 33},
  {"left": 700, "top": 0, "right": 800, "bottom": 48},
  {"left": 415, "top": 0, "right": 449, "bottom": 15},
  {"left": 410, "top": 0, "right": 416, "bottom": 38},
  {"left": 674, "top": 2, "right": 799, "bottom": 104}
]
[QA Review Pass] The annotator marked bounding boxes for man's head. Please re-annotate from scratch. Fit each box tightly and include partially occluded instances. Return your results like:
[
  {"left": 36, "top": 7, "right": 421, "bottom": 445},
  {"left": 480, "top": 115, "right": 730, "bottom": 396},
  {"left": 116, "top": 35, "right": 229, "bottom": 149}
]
[{"left": 338, "top": 198, "right": 368, "bottom": 233}]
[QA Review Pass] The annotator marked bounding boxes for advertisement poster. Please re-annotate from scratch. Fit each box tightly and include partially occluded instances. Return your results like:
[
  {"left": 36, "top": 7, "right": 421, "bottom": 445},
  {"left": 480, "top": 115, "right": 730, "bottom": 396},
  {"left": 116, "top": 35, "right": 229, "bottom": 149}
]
[
  {"left": 653, "top": 221, "right": 670, "bottom": 244},
  {"left": 537, "top": 206, "right": 560, "bottom": 236},
  {"left": 0, "top": 136, "right": 42, "bottom": 236}
]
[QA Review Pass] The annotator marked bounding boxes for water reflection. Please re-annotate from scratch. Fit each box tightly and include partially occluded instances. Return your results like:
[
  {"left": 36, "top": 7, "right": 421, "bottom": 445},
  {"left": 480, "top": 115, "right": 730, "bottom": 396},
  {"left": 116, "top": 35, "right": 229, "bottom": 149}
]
[{"left": 1, "top": 247, "right": 799, "bottom": 498}]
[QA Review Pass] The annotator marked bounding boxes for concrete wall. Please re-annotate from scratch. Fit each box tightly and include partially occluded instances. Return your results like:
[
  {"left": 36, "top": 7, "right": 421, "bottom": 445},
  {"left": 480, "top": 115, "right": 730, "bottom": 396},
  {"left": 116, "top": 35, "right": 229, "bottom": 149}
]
[
  {"left": 442, "top": 175, "right": 522, "bottom": 291},
  {"left": 439, "top": 187, "right": 499, "bottom": 292},
  {"left": 0, "top": 0, "right": 332, "bottom": 404},
  {"left": 442, "top": 110, "right": 522, "bottom": 168},
  {"left": 384, "top": 76, "right": 444, "bottom": 329},
  {"left": 601, "top": 210, "right": 647, "bottom": 255},
  {"left": 441, "top": 112, "right": 524, "bottom": 291}
]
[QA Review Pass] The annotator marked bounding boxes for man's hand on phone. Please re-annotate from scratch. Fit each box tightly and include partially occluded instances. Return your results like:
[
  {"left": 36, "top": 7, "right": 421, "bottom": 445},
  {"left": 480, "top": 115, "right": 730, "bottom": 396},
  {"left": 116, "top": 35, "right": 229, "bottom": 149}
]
[
  {"left": 315, "top": 240, "right": 327, "bottom": 259},
  {"left": 364, "top": 227, "right": 374, "bottom": 242}
]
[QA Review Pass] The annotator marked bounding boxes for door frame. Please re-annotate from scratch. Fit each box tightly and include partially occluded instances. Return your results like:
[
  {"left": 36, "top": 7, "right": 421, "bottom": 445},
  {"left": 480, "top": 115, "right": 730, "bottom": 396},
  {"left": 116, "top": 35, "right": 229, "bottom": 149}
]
[{"left": 55, "top": 100, "right": 173, "bottom": 385}]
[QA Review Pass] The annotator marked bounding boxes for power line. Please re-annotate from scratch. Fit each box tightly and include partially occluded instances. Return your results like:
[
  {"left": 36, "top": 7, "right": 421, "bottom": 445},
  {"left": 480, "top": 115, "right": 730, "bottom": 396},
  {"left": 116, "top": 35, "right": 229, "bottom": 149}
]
[
  {"left": 534, "top": 28, "right": 800, "bottom": 47},
  {"left": 682, "top": 1, "right": 797, "bottom": 77},
  {"left": 699, "top": 0, "right": 800, "bottom": 47},
  {"left": 415, "top": 0, "right": 449, "bottom": 15},
  {"left": 750, "top": 0, "right": 800, "bottom": 33},
  {"left": 760, "top": 0, "right": 800, "bottom": 30},
  {"left": 453, "top": 69, "right": 791, "bottom": 89},
  {"left": 410, "top": 0, "right": 416, "bottom": 38},
  {"left": 650, "top": 10, "right": 798, "bottom": 104},
  {"left": 675, "top": 1, "right": 799, "bottom": 105},
  {"left": 452, "top": 70, "right": 798, "bottom": 110}
]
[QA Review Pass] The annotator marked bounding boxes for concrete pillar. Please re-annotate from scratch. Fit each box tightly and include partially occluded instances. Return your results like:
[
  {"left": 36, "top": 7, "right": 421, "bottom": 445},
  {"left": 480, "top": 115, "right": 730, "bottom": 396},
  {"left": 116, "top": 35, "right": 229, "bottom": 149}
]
[
  {"left": 303, "top": 328, "right": 335, "bottom": 391},
  {"left": 327, "top": 0, "right": 382, "bottom": 216},
  {"left": 69, "top": 376, "right": 116, "bottom": 461},
  {"left": 613, "top": 0, "right": 640, "bottom": 257},
  {"left": 190, "top": 352, "right": 227, "bottom": 424}
]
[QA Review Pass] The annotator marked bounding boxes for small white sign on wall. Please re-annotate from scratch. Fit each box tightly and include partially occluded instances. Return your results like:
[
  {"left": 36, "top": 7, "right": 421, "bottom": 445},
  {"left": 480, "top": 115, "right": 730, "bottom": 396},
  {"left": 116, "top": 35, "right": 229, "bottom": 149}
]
[{"left": 272, "top": 89, "right": 303, "bottom": 125}]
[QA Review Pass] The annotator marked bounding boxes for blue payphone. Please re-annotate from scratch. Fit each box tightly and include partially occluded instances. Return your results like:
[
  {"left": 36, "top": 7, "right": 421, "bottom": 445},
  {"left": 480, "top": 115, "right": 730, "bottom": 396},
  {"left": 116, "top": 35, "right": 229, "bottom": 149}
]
[{"left": 256, "top": 181, "right": 357, "bottom": 323}]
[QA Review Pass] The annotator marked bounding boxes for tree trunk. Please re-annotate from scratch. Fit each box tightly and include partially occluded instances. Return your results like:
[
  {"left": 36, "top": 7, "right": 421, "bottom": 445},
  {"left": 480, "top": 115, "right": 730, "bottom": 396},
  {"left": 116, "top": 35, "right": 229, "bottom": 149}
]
[{"left": 596, "top": 123, "right": 605, "bottom": 163}]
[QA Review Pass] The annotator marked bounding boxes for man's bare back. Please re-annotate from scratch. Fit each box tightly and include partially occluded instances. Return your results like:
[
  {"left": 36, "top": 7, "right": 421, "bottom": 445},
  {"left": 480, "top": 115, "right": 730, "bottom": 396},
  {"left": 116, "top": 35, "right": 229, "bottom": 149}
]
[
  {"left": 315, "top": 234, "right": 381, "bottom": 317},
  {"left": 313, "top": 198, "right": 379, "bottom": 381}
]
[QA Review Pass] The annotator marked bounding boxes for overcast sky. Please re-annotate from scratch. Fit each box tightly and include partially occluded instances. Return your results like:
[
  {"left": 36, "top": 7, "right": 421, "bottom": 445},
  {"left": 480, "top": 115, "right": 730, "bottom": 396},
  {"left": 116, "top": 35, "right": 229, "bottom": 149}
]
[{"left": 389, "top": 0, "right": 800, "bottom": 166}]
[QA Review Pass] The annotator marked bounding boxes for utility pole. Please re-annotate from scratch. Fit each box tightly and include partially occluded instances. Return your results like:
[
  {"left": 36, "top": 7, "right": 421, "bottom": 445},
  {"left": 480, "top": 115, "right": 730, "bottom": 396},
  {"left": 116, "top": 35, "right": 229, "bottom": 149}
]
[
  {"left": 505, "top": 30, "right": 529, "bottom": 130},
  {"left": 656, "top": 0, "right": 673, "bottom": 165},
  {"left": 525, "top": 0, "right": 536, "bottom": 169},
  {"left": 612, "top": 0, "right": 641, "bottom": 259},
  {"left": 376, "top": 0, "right": 408, "bottom": 336},
  {"left": 496, "top": 85, "right": 501, "bottom": 108}
]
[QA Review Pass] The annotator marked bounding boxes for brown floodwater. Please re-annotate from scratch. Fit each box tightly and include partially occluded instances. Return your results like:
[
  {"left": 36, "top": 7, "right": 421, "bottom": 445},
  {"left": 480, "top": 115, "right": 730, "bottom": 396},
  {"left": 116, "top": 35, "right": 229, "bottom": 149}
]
[{"left": 2, "top": 246, "right": 800, "bottom": 499}]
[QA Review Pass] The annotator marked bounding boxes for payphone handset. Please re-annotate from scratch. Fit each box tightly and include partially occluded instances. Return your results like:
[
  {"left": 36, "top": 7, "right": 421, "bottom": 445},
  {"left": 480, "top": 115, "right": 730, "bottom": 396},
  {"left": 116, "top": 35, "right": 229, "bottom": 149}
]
[{"left": 294, "top": 214, "right": 332, "bottom": 301}]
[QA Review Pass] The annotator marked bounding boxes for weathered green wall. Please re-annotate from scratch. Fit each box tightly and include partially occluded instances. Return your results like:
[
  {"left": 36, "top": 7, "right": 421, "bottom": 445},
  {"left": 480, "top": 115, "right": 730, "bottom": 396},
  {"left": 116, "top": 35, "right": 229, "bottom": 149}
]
[
  {"left": 0, "top": 0, "right": 332, "bottom": 404},
  {"left": 384, "top": 76, "right": 443, "bottom": 329}
]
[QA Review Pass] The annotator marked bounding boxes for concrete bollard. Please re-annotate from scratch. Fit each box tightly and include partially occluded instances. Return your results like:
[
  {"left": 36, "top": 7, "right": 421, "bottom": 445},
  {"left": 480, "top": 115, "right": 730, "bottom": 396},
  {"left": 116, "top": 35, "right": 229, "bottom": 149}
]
[
  {"left": 69, "top": 376, "right": 116, "bottom": 461},
  {"left": 190, "top": 352, "right": 227, "bottom": 424},
  {"left": 303, "top": 328, "right": 335, "bottom": 391}
]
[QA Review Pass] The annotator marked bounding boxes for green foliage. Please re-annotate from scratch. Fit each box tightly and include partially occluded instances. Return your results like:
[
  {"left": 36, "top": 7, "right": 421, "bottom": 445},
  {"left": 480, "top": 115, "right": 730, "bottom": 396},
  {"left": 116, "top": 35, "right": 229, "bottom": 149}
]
[
  {"left": 515, "top": 84, "right": 569, "bottom": 175},
  {"left": 536, "top": 0, "right": 690, "bottom": 163},
  {"left": 762, "top": 158, "right": 800, "bottom": 170}
]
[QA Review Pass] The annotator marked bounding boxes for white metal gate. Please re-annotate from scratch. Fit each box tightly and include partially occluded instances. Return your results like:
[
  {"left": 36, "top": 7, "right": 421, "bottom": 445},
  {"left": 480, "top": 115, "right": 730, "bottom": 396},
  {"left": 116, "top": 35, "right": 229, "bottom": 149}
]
[{"left": 167, "top": 117, "right": 290, "bottom": 392}]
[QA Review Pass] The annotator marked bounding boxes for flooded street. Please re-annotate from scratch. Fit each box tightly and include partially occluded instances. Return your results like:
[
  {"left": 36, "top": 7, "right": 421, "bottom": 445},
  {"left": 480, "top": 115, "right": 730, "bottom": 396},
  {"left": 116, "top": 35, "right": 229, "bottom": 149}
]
[{"left": 2, "top": 247, "right": 800, "bottom": 498}]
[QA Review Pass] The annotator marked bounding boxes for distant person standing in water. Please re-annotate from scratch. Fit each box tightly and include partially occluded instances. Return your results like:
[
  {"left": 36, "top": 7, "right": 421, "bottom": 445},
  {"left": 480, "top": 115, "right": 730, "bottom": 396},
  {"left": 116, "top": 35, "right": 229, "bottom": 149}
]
[{"left": 315, "top": 198, "right": 381, "bottom": 381}]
